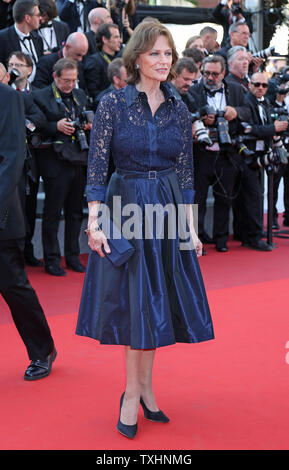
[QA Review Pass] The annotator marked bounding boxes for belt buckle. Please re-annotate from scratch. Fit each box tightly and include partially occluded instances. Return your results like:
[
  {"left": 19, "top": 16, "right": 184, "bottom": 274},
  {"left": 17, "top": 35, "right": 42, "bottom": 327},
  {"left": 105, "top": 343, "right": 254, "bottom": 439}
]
[{"left": 149, "top": 170, "right": 157, "bottom": 179}]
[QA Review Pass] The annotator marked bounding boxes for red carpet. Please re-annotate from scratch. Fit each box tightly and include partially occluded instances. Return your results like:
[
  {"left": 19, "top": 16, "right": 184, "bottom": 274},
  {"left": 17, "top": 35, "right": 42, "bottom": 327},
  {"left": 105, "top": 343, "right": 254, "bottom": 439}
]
[{"left": 1, "top": 225, "right": 289, "bottom": 450}]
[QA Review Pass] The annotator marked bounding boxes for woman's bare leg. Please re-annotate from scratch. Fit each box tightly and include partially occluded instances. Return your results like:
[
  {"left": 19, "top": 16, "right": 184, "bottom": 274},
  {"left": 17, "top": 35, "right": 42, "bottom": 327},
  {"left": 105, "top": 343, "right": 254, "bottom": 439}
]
[
  {"left": 120, "top": 346, "right": 142, "bottom": 425},
  {"left": 139, "top": 349, "right": 159, "bottom": 411},
  {"left": 120, "top": 347, "right": 159, "bottom": 424}
]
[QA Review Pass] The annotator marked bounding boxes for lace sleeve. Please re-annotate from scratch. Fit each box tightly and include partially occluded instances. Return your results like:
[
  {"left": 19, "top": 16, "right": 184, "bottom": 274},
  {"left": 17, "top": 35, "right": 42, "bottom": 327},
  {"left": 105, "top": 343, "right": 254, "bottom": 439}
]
[
  {"left": 86, "top": 93, "right": 115, "bottom": 202},
  {"left": 174, "top": 99, "right": 195, "bottom": 204}
]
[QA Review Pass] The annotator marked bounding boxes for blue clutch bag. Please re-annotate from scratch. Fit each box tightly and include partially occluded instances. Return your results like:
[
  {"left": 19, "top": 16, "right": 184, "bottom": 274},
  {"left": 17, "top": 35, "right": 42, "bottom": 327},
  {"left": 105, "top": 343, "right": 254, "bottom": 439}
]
[{"left": 102, "top": 220, "right": 135, "bottom": 267}]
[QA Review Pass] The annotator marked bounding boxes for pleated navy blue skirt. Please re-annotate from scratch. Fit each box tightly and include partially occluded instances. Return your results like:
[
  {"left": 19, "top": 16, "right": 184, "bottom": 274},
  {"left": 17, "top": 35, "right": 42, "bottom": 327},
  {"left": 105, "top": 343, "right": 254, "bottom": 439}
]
[{"left": 76, "top": 168, "right": 214, "bottom": 349}]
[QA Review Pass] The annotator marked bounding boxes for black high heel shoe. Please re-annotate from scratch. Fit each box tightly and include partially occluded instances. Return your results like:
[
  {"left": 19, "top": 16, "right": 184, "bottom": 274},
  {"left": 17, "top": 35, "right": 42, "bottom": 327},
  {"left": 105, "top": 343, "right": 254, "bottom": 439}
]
[
  {"left": 140, "top": 397, "right": 170, "bottom": 423},
  {"left": 117, "top": 393, "right": 138, "bottom": 439}
]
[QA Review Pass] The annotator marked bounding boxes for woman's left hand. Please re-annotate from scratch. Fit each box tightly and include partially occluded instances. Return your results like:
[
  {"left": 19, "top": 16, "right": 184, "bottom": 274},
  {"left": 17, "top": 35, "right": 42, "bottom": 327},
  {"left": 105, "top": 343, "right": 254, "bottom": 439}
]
[{"left": 191, "top": 233, "right": 203, "bottom": 257}]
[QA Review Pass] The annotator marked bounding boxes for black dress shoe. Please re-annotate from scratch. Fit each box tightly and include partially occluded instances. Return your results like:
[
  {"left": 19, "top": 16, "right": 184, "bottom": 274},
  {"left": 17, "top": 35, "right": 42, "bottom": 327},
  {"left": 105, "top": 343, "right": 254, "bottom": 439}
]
[
  {"left": 246, "top": 240, "right": 273, "bottom": 251},
  {"left": 140, "top": 397, "right": 170, "bottom": 423},
  {"left": 117, "top": 393, "right": 138, "bottom": 439},
  {"left": 66, "top": 261, "right": 86, "bottom": 273},
  {"left": 25, "top": 256, "right": 44, "bottom": 267},
  {"left": 45, "top": 264, "right": 66, "bottom": 276},
  {"left": 272, "top": 219, "right": 280, "bottom": 230},
  {"left": 24, "top": 348, "right": 57, "bottom": 381},
  {"left": 216, "top": 244, "right": 228, "bottom": 253}
]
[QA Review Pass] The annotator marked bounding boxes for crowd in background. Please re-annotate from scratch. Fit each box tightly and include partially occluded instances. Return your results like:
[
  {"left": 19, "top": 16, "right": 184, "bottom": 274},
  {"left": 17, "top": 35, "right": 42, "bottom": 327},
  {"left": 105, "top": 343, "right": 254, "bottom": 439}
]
[{"left": 1, "top": 0, "right": 289, "bottom": 274}]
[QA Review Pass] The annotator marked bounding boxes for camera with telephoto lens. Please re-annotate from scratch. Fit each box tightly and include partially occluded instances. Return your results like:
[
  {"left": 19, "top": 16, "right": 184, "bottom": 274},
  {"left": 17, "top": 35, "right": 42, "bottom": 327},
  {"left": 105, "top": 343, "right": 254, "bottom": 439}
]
[
  {"left": 215, "top": 110, "right": 232, "bottom": 149},
  {"left": 68, "top": 110, "right": 94, "bottom": 151},
  {"left": 191, "top": 106, "right": 213, "bottom": 146},
  {"left": 253, "top": 46, "right": 275, "bottom": 60}
]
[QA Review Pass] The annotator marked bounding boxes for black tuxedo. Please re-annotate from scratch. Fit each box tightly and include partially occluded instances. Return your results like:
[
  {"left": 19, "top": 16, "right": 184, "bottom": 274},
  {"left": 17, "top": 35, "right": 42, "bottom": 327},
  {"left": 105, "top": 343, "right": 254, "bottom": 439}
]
[
  {"left": 0, "top": 25, "right": 43, "bottom": 67},
  {"left": 33, "top": 48, "right": 86, "bottom": 90},
  {"left": 33, "top": 84, "right": 88, "bottom": 267},
  {"left": 232, "top": 91, "right": 276, "bottom": 244},
  {"left": 188, "top": 80, "right": 250, "bottom": 247},
  {"left": 0, "top": 83, "right": 54, "bottom": 361},
  {"left": 0, "top": 0, "right": 16, "bottom": 30},
  {"left": 38, "top": 19, "right": 70, "bottom": 52}
]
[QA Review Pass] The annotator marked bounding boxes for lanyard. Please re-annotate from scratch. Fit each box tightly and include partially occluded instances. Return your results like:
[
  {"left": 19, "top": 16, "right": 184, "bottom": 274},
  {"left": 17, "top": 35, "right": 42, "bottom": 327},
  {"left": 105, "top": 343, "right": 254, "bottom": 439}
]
[{"left": 51, "top": 82, "right": 81, "bottom": 118}]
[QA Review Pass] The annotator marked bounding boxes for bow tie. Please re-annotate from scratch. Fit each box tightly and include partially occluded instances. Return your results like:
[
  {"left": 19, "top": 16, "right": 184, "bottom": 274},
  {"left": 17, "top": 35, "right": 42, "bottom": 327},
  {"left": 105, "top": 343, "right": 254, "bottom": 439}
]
[
  {"left": 22, "top": 35, "right": 32, "bottom": 41},
  {"left": 205, "top": 87, "right": 223, "bottom": 97},
  {"left": 39, "top": 22, "right": 53, "bottom": 30}
]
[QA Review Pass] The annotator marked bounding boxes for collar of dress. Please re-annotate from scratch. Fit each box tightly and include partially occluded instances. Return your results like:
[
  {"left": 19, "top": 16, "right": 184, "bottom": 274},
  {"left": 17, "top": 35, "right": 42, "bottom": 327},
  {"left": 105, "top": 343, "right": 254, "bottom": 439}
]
[{"left": 124, "top": 82, "right": 176, "bottom": 107}]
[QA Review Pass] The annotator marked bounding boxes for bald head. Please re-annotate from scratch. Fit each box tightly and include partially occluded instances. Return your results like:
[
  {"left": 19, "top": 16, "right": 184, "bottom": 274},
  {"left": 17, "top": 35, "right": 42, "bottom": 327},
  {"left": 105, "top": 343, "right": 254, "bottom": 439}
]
[
  {"left": 249, "top": 72, "right": 268, "bottom": 99},
  {"left": 88, "top": 7, "right": 112, "bottom": 32},
  {"left": 64, "top": 32, "right": 89, "bottom": 62}
]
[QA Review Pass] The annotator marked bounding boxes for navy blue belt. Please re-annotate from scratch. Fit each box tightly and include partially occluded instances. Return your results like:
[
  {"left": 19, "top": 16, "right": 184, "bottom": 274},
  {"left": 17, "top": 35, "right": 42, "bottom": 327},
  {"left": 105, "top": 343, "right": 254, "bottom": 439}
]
[{"left": 115, "top": 167, "right": 174, "bottom": 179}]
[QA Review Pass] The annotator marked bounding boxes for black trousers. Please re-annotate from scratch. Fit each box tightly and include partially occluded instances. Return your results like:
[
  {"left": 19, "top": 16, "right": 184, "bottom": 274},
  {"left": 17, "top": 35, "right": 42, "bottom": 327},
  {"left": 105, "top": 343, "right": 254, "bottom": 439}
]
[
  {"left": 273, "top": 163, "right": 289, "bottom": 220},
  {"left": 232, "top": 165, "right": 264, "bottom": 244},
  {"left": 194, "top": 149, "right": 240, "bottom": 246},
  {"left": 0, "top": 238, "right": 54, "bottom": 360},
  {"left": 24, "top": 175, "right": 40, "bottom": 259},
  {"left": 42, "top": 162, "right": 86, "bottom": 266}
]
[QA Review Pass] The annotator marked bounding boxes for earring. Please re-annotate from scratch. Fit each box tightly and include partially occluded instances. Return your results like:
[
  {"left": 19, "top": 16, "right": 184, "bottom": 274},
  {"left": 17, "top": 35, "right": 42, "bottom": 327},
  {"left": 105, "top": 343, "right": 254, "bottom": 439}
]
[{"left": 135, "top": 64, "right": 139, "bottom": 70}]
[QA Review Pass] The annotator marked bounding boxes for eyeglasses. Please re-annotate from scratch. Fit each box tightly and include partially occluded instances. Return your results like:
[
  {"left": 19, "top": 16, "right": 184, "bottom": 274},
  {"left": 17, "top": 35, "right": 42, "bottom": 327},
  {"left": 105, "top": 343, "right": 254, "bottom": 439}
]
[
  {"left": 8, "top": 62, "right": 29, "bottom": 68},
  {"left": 203, "top": 71, "right": 222, "bottom": 78},
  {"left": 251, "top": 82, "right": 268, "bottom": 88}
]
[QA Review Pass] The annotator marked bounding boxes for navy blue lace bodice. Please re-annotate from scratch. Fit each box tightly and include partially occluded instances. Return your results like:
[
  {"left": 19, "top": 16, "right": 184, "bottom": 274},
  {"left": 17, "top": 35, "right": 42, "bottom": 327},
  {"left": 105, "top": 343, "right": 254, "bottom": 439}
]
[{"left": 86, "top": 83, "right": 194, "bottom": 203}]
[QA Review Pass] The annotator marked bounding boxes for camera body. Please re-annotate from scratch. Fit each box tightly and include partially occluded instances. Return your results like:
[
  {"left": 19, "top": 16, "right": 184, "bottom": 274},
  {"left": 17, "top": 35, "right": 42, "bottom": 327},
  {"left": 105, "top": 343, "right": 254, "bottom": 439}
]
[{"left": 68, "top": 109, "right": 94, "bottom": 151}]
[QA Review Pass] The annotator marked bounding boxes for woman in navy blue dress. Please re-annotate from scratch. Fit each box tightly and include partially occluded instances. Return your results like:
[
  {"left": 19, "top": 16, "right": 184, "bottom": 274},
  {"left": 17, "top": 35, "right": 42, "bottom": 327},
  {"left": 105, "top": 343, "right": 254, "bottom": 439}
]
[{"left": 76, "top": 21, "right": 214, "bottom": 438}]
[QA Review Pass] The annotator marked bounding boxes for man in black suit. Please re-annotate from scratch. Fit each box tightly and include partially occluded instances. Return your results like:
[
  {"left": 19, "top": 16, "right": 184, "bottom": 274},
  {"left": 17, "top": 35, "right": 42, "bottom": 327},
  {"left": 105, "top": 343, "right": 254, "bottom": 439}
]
[
  {"left": 33, "top": 58, "right": 90, "bottom": 276},
  {"left": 240, "top": 72, "right": 288, "bottom": 248},
  {"left": 0, "top": 82, "right": 56, "bottom": 380},
  {"left": 6, "top": 51, "right": 46, "bottom": 265},
  {"left": 189, "top": 54, "right": 250, "bottom": 252},
  {"left": 84, "top": 22, "right": 122, "bottom": 109},
  {"left": 0, "top": 0, "right": 44, "bottom": 82},
  {"left": 38, "top": 0, "right": 70, "bottom": 53},
  {"left": 33, "top": 31, "right": 88, "bottom": 89}
]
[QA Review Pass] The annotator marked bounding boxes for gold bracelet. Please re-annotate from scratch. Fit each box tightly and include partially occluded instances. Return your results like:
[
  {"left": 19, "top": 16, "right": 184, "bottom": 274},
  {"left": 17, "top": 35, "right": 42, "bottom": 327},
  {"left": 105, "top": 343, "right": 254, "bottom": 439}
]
[{"left": 84, "top": 227, "right": 101, "bottom": 234}]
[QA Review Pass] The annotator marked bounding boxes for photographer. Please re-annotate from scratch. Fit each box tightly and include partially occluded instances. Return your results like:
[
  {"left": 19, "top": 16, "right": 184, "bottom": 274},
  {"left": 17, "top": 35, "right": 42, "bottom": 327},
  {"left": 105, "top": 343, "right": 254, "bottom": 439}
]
[
  {"left": 188, "top": 54, "right": 250, "bottom": 252},
  {"left": 270, "top": 84, "right": 289, "bottom": 229},
  {"left": 170, "top": 57, "right": 198, "bottom": 108},
  {"left": 240, "top": 72, "right": 288, "bottom": 247},
  {"left": 33, "top": 57, "right": 92, "bottom": 276},
  {"left": 6, "top": 51, "right": 47, "bottom": 266},
  {"left": 213, "top": 0, "right": 253, "bottom": 47},
  {"left": 215, "top": 21, "right": 263, "bottom": 74}
]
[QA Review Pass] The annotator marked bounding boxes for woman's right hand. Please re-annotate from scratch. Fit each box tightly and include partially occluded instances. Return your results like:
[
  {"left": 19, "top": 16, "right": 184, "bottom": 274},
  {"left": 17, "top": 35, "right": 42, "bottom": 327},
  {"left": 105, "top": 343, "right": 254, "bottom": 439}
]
[{"left": 88, "top": 228, "right": 111, "bottom": 258}]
